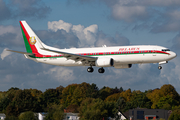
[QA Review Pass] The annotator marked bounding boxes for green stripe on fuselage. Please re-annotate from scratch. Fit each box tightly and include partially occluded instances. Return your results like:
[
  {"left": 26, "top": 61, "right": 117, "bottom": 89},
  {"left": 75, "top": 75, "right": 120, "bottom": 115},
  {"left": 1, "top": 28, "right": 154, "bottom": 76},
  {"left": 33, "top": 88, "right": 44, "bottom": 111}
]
[{"left": 20, "top": 25, "right": 32, "bottom": 53}]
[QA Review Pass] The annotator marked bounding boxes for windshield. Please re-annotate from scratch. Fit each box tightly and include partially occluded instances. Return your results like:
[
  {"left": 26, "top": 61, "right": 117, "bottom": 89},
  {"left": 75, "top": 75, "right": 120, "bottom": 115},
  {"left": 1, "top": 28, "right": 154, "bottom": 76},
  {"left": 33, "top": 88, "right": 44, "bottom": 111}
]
[{"left": 162, "top": 49, "right": 170, "bottom": 52}]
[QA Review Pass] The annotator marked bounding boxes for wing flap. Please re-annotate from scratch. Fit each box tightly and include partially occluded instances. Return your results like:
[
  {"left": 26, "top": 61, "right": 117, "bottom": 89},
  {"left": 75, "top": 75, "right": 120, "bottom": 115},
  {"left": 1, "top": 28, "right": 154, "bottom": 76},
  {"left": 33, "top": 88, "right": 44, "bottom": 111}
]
[{"left": 42, "top": 48, "right": 97, "bottom": 63}]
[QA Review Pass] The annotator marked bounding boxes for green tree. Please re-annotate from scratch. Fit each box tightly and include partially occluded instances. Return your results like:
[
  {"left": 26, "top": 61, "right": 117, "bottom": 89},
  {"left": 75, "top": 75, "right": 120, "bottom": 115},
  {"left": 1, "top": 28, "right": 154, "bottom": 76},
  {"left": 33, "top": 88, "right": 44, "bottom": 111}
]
[
  {"left": 45, "top": 104, "right": 64, "bottom": 120},
  {"left": 6, "top": 89, "right": 40, "bottom": 116},
  {"left": 29, "top": 89, "right": 42, "bottom": 98},
  {"left": 71, "top": 83, "right": 98, "bottom": 106},
  {"left": 105, "top": 93, "right": 121, "bottom": 102},
  {"left": 104, "top": 101, "right": 117, "bottom": 118},
  {"left": 168, "top": 109, "right": 180, "bottom": 120},
  {"left": 61, "top": 84, "right": 78, "bottom": 107},
  {"left": 85, "top": 83, "right": 99, "bottom": 98},
  {"left": 116, "top": 97, "right": 126, "bottom": 110},
  {"left": 130, "top": 91, "right": 152, "bottom": 109},
  {"left": 79, "top": 98, "right": 108, "bottom": 120},
  {"left": 119, "top": 89, "right": 132, "bottom": 102},
  {"left": 147, "top": 84, "right": 180, "bottom": 109},
  {"left": 19, "top": 111, "right": 38, "bottom": 120},
  {"left": 56, "top": 86, "right": 64, "bottom": 95},
  {"left": 6, "top": 104, "right": 18, "bottom": 117},
  {"left": 61, "top": 83, "right": 99, "bottom": 107},
  {"left": 0, "top": 95, "right": 10, "bottom": 112},
  {"left": 146, "top": 89, "right": 161, "bottom": 108},
  {"left": 157, "top": 95, "right": 177, "bottom": 109},
  {"left": 0, "top": 88, "right": 20, "bottom": 112},
  {"left": 40, "top": 88, "right": 61, "bottom": 110},
  {"left": 111, "top": 87, "right": 120, "bottom": 94},
  {"left": 66, "top": 104, "right": 79, "bottom": 113},
  {"left": 123, "top": 102, "right": 133, "bottom": 112},
  {"left": 119, "top": 87, "right": 124, "bottom": 93},
  {"left": 99, "top": 86, "right": 112, "bottom": 100},
  {"left": 7, "top": 87, "right": 19, "bottom": 93},
  {"left": 5, "top": 116, "right": 18, "bottom": 120}
]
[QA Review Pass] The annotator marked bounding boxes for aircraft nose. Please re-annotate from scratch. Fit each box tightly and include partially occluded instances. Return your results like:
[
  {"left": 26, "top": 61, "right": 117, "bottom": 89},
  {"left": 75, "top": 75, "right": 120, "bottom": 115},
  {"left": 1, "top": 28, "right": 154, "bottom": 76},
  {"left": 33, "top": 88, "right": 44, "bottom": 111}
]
[{"left": 171, "top": 52, "right": 177, "bottom": 59}]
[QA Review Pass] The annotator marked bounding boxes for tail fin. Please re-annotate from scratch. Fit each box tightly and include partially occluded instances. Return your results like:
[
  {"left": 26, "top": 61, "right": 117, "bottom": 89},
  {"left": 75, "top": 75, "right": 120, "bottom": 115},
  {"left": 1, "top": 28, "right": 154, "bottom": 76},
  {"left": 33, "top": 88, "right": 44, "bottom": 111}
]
[{"left": 19, "top": 21, "right": 44, "bottom": 54}]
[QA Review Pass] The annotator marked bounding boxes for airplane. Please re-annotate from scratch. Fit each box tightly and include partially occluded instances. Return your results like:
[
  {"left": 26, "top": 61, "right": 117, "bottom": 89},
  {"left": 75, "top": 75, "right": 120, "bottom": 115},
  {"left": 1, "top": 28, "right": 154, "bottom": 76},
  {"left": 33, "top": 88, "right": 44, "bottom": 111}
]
[{"left": 7, "top": 21, "right": 177, "bottom": 73}]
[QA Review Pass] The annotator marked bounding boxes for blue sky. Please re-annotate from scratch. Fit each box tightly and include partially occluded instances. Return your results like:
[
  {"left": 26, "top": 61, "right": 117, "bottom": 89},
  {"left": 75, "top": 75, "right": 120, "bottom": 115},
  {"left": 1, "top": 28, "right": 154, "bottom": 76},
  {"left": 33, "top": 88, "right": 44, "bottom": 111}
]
[{"left": 1, "top": 0, "right": 180, "bottom": 92}]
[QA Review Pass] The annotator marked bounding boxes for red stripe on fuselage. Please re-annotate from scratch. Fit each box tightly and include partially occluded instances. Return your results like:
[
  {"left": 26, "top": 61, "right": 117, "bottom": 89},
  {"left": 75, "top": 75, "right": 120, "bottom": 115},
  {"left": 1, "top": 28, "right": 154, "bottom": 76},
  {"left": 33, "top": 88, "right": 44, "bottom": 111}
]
[{"left": 31, "top": 50, "right": 170, "bottom": 58}]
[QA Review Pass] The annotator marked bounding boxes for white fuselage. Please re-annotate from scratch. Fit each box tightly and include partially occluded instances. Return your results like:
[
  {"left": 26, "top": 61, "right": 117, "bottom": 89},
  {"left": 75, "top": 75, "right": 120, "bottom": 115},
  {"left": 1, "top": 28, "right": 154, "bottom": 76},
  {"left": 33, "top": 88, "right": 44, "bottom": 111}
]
[
  {"left": 9, "top": 21, "right": 177, "bottom": 73},
  {"left": 26, "top": 45, "right": 176, "bottom": 67}
]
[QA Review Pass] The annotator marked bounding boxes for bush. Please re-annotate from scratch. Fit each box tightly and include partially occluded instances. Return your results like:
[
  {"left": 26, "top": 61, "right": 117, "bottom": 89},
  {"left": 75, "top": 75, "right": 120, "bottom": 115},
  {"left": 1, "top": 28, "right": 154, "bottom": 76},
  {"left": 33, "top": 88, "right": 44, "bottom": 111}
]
[
  {"left": 5, "top": 116, "right": 18, "bottom": 120},
  {"left": 18, "top": 111, "right": 38, "bottom": 120}
]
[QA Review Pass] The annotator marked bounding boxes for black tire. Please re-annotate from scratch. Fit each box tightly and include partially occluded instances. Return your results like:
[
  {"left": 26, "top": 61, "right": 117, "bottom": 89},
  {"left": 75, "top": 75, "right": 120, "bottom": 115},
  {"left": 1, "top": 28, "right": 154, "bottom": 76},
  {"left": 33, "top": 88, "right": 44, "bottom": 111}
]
[
  {"left": 158, "top": 66, "right": 162, "bottom": 70},
  {"left": 98, "top": 68, "right": 105, "bottom": 73},
  {"left": 87, "top": 67, "right": 94, "bottom": 73}
]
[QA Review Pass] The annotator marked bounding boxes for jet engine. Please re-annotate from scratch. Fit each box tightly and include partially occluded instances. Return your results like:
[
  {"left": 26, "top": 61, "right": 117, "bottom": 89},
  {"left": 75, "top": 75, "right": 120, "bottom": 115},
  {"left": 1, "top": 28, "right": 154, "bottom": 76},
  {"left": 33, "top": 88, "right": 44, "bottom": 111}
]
[
  {"left": 95, "top": 57, "right": 114, "bottom": 67},
  {"left": 114, "top": 64, "right": 132, "bottom": 69}
]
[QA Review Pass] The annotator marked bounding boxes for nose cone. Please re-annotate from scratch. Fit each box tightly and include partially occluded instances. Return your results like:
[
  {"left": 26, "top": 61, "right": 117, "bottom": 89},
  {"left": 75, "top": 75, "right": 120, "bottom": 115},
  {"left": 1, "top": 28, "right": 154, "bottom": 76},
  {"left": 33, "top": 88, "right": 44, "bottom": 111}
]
[{"left": 171, "top": 51, "right": 177, "bottom": 59}]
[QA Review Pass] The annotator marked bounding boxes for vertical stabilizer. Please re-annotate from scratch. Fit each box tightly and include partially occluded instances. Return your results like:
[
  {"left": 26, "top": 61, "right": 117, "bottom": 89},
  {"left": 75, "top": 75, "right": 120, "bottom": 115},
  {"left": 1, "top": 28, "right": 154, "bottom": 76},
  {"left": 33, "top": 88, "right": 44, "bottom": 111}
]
[{"left": 19, "top": 21, "right": 44, "bottom": 54}]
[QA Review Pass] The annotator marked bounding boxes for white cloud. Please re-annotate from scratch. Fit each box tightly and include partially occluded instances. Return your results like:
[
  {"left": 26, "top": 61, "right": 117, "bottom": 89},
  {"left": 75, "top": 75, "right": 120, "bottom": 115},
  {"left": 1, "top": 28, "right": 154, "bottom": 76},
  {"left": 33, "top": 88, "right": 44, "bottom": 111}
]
[
  {"left": 159, "top": 57, "right": 180, "bottom": 91},
  {"left": 48, "top": 20, "right": 99, "bottom": 47},
  {"left": 112, "top": 5, "right": 146, "bottom": 22},
  {"left": 0, "top": 25, "right": 23, "bottom": 47},
  {"left": 44, "top": 67, "right": 75, "bottom": 82},
  {"left": 48, "top": 20, "right": 72, "bottom": 32},
  {"left": 142, "top": 0, "right": 180, "bottom": 6},
  {"left": 138, "top": 64, "right": 151, "bottom": 70},
  {"left": 98, "top": 0, "right": 180, "bottom": 32},
  {"left": 47, "top": 20, "right": 129, "bottom": 48},
  {"left": 72, "top": 24, "right": 98, "bottom": 47},
  {"left": 83, "top": 24, "right": 98, "bottom": 34},
  {"left": 168, "top": 10, "right": 180, "bottom": 21},
  {"left": 0, "top": 25, "right": 18, "bottom": 35}
]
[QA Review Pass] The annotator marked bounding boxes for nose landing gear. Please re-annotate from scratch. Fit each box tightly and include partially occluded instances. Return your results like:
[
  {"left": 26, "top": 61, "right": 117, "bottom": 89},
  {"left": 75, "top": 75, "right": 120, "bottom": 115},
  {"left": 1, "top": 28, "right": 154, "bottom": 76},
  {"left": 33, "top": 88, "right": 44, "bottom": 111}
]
[{"left": 158, "top": 66, "right": 162, "bottom": 70}]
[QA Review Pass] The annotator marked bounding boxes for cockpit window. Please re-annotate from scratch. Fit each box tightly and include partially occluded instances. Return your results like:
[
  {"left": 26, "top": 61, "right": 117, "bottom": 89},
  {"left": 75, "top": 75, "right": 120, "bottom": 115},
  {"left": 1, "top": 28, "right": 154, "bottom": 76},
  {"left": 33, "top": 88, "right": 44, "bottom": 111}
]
[{"left": 162, "top": 49, "right": 170, "bottom": 52}]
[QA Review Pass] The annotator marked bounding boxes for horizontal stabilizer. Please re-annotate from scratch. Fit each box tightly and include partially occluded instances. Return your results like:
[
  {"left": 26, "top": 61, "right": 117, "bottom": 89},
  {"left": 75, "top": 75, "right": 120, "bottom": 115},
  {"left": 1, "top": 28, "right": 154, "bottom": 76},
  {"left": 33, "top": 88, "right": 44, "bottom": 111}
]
[{"left": 6, "top": 50, "right": 34, "bottom": 55}]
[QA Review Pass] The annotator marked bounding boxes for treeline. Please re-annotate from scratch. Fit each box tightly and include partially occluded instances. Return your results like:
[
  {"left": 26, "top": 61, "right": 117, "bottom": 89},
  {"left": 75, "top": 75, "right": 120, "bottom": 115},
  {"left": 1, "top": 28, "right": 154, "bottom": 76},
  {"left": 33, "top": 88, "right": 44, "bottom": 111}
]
[{"left": 0, "top": 83, "right": 180, "bottom": 120}]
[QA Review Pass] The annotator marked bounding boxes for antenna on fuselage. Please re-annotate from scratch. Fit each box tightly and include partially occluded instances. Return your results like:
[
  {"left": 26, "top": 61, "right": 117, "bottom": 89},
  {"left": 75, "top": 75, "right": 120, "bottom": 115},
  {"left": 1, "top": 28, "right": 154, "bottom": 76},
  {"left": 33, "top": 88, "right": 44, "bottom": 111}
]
[{"left": 102, "top": 45, "right": 107, "bottom": 47}]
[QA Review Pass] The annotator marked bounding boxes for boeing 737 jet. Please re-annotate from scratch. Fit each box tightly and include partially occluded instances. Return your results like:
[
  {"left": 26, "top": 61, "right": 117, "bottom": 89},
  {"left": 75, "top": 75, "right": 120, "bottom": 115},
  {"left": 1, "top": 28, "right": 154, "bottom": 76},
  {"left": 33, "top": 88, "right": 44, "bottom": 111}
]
[{"left": 8, "top": 21, "right": 177, "bottom": 73}]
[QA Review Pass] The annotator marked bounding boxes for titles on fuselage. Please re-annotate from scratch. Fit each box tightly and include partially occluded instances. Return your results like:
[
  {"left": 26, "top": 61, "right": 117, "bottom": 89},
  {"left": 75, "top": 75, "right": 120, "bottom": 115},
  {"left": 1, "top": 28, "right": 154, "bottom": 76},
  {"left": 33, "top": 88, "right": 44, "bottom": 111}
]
[{"left": 119, "top": 47, "right": 140, "bottom": 51}]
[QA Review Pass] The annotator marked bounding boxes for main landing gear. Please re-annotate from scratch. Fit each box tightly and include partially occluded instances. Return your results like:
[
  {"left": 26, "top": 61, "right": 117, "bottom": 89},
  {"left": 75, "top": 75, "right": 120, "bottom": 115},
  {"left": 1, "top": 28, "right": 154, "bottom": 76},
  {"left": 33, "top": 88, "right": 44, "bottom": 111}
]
[
  {"left": 87, "top": 67, "right": 94, "bottom": 73},
  {"left": 158, "top": 66, "right": 162, "bottom": 70},
  {"left": 98, "top": 67, "right": 105, "bottom": 73},
  {"left": 87, "top": 67, "right": 105, "bottom": 73}
]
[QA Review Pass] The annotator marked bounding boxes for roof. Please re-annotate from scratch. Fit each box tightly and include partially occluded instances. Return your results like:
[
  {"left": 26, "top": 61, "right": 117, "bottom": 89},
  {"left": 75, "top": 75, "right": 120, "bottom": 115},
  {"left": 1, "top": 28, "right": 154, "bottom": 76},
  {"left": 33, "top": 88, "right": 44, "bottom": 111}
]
[
  {"left": 118, "top": 110, "right": 128, "bottom": 119},
  {"left": 65, "top": 113, "right": 79, "bottom": 116},
  {"left": 0, "top": 113, "right": 6, "bottom": 117}
]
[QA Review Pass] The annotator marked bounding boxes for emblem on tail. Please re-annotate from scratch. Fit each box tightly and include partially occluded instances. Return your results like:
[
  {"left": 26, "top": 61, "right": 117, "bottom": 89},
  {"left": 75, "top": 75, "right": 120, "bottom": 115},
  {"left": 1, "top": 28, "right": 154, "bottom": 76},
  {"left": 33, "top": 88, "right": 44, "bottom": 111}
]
[{"left": 29, "top": 36, "right": 36, "bottom": 45}]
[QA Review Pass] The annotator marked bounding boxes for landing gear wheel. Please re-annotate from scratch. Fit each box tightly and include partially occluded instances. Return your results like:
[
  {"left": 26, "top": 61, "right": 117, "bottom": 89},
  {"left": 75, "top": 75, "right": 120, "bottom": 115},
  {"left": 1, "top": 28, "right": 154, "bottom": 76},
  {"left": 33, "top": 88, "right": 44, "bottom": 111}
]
[
  {"left": 87, "top": 67, "right": 94, "bottom": 73},
  {"left": 158, "top": 66, "right": 162, "bottom": 70},
  {"left": 98, "top": 68, "right": 105, "bottom": 73}
]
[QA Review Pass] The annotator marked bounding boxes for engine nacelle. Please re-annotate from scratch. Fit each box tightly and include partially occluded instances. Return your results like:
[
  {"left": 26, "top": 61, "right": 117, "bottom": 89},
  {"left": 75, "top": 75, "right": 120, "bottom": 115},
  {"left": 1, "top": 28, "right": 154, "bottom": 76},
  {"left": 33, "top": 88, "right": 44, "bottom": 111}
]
[
  {"left": 95, "top": 57, "right": 114, "bottom": 67},
  {"left": 114, "top": 64, "right": 132, "bottom": 69}
]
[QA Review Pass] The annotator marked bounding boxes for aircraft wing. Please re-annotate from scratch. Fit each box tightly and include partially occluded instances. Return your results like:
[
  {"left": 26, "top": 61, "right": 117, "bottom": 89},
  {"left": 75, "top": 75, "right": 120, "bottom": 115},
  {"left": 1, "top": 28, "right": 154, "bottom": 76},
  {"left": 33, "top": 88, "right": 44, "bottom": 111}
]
[
  {"left": 42, "top": 48, "right": 97, "bottom": 65},
  {"left": 6, "top": 50, "right": 34, "bottom": 55}
]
